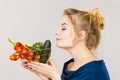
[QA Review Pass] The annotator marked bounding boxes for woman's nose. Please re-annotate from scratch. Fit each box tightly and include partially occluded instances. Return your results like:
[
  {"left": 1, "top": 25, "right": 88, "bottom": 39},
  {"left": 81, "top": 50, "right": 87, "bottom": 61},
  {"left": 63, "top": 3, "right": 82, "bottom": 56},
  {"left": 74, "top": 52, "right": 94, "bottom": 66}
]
[
  {"left": 55, "top": 30, "right": 60, "bottom": 35},
  {"left": 55, "top": 30, "right": 58, "bottom": 35}
]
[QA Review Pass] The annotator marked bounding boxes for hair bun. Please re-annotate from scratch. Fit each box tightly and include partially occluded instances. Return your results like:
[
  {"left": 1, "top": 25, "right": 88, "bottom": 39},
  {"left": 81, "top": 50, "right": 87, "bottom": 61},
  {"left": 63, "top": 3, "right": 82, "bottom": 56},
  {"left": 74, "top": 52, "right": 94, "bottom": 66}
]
[{"left": 90, "top": 8, "right": 105, "bottom": 30}]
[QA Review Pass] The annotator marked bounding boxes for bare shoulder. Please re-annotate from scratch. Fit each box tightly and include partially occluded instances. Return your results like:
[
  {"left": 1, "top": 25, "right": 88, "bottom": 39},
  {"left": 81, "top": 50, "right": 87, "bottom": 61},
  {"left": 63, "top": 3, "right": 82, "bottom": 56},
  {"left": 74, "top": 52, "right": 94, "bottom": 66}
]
[{"left": 66, "top": 62, "right": 74, "bottom": 71}]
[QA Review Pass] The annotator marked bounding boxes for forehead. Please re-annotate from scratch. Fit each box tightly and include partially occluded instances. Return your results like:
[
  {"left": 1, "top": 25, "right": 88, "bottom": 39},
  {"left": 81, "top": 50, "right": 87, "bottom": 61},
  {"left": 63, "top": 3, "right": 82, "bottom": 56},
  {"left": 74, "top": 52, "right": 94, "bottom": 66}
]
[{"left": 60, "top": 15, "right": 72, "bottom": 25}]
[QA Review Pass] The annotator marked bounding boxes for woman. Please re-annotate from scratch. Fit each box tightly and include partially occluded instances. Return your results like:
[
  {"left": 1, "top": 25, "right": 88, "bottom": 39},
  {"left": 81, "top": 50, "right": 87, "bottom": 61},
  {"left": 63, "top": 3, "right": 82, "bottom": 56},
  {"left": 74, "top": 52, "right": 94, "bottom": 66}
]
[{"left": 22, "top": 8, "right": 110, "bottom": 80}]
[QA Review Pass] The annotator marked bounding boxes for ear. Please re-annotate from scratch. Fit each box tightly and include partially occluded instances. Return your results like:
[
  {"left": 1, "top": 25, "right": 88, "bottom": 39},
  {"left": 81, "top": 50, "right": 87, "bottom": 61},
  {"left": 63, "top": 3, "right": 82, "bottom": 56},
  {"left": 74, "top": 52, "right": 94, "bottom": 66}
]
[{"left": 78, "top": 30, "right": 87, "bottom": 40}]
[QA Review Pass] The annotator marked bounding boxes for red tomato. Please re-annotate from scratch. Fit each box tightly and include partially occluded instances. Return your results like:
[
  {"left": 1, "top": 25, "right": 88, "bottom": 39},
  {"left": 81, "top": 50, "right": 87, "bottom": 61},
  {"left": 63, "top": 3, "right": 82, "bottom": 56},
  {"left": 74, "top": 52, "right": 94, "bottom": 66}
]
[
  {"left": 15, "top": 55, "right": 20, "bottom": 60},
  {"left": 19, "top": 53, "right": 27, "bottom": 59},
  {"left": 10, "top": 55, "right": 17, "bottom": 61},
  {"left": 22, "top": 48, "right": 28, "bottom": 53},
  {"left": 27, "top": 56, "right": 33, "bottom": 62},
  {"left": 14, "top": 42, "right": 23, "bottom": 50},
  {"left": 16, "top": 42, "right": 22, "bottom": 47},
  {"left": 15, "top": 47, "right": 22, "bottom": 53},
  {"left": 35, "top": 55, "right": 41, "bottom": 60},
  {"left": 28, "top": 52, "right": 34, "bottom": 56}
]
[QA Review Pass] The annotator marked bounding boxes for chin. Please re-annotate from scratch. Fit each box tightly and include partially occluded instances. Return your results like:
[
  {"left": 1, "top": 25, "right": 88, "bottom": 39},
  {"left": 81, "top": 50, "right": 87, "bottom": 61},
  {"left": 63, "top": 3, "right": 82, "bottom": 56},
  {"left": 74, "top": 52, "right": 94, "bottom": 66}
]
[
  {"left": 56, "top": 43, "right": 64, "bottom": 48},
  {"left": 56, "top": 44, "right": 62, "bottom": 48},
  {"left": 56, "top": 44, "right": 70, "bottom": 49}
]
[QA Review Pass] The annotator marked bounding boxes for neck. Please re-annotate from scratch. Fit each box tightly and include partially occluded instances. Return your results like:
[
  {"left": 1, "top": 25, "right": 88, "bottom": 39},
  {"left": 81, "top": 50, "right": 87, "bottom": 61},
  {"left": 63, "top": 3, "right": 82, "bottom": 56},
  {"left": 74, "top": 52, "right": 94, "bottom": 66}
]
[{"left": 66, "top": 43, "right": 98, "bottom": 70}]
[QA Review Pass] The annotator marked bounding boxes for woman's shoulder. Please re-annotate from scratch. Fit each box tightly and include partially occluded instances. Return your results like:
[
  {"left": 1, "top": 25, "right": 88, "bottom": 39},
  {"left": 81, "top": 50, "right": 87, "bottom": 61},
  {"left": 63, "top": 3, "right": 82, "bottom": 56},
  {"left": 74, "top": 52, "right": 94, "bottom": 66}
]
[
  {"left": 63, "top": 59, "right": 105, "bottom": 71},
  {"left": 63, "top": 59, "right": 110, "bottom": 79},
  {"left": 63, "top": 58, "right": 74, "bottom": 70},
  {"left": 62, "top": 59, "right": 110, "bottom": 80}
]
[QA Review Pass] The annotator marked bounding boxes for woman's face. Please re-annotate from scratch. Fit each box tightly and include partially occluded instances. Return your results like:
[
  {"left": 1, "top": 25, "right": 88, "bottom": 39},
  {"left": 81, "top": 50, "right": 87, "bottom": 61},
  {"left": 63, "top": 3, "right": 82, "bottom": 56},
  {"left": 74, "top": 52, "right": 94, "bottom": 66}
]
[{"left": 55, "top": 15, "right": 76, "bottom": 49}]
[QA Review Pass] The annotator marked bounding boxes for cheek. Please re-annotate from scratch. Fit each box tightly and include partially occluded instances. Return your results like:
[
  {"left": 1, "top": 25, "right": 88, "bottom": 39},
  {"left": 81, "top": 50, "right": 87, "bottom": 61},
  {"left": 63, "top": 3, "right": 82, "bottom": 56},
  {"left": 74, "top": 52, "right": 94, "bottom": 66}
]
[{"left": 56, "top": 32, "right": 75, "bottom": 48}]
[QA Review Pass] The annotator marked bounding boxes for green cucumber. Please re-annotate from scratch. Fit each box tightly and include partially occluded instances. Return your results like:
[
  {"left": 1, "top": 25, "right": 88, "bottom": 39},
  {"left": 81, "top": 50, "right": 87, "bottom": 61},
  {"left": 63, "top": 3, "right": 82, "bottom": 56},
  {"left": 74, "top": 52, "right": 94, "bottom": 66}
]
[
  {"left": 40, "top": 40, "right": 51, "bottom": 63},
  {"left": 44, "top": 40, "right": 51, "bottom": 49}
]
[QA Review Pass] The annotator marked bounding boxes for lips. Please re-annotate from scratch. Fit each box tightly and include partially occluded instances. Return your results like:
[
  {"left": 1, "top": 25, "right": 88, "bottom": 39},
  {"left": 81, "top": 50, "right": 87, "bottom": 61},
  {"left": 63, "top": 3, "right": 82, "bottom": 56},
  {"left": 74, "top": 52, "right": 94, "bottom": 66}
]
[{"left": 56, "top": 38, "right": 61, "bottom": 41}]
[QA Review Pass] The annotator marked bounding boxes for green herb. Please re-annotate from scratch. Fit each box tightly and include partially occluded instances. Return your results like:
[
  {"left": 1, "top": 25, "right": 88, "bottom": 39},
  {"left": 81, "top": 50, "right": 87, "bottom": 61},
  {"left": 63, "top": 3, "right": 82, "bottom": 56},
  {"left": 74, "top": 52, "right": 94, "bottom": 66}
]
[{"left": 31, "top": 42, "right": 44, "bottom": 54}]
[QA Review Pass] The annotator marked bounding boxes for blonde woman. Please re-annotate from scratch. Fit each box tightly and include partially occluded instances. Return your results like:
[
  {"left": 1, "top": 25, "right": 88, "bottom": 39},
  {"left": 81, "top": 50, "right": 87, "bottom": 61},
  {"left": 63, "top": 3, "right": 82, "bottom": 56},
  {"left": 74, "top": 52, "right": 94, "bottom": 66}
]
[{"left": 22, "top": 8, "right": 110, "bottom": 80}]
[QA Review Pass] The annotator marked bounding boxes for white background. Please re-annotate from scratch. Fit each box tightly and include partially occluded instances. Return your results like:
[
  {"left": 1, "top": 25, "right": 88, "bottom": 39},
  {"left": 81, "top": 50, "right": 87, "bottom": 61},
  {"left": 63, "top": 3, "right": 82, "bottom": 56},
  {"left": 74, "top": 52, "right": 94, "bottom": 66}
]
[{"left": 0, "top": 0, "right": 120, "bottom": 80}]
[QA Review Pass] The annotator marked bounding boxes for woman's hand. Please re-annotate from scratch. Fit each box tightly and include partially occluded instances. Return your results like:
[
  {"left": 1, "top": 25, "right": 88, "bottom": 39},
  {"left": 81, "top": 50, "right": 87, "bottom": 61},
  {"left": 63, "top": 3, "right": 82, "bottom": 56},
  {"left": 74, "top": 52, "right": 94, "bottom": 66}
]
[
  {"left": 22, "top": 57, "right": 61, "bottom": 80},
  {"left": 22, "top": 63, "right": 49, "bottom": 80}
]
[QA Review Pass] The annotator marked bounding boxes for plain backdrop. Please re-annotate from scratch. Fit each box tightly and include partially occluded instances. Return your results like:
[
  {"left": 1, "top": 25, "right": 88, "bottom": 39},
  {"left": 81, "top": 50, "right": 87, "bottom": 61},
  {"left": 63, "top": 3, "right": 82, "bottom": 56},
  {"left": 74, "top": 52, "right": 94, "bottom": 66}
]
[{"left": 0, "top": 0, "right": 120, "bottom": 80}]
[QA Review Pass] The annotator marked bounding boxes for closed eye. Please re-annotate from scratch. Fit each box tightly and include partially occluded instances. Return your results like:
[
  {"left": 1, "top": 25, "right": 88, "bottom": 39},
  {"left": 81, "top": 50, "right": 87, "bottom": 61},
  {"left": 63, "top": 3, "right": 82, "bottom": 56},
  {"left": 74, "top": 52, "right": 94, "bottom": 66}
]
[
  {"left": 62, "top": 28, "right": 66, "bottom": 30},
  {"left": 61, "top": 23, "right": 68, "bottom": 31}
]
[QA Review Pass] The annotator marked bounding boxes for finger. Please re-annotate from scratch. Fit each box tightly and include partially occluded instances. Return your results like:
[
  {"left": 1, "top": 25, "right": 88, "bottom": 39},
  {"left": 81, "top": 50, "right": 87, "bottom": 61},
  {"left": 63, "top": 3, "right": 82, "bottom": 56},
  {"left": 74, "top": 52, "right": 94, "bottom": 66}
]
[
  {"left": 35, "top": 72, "right": 47, "bottom": 79},
  {"left": 39, "top": 75, "right": 49, "bottom": 80},
  {"left": 48, "top": 57, "right": 56, "bottom": 68},
  {"left": 24, "top": 65, "right": 48, "bottom": 80},
  {"left": 21, "top": 63, "right": 28, "bottom": 69},
  {"left": 21, "top": 63, "right": 49, "bottom": 80},
  {"left": 21, "top": 63, "right": 38, "bottom": 73},
  {"left": 27, "top": 63, "right": 44, "bottom": 72},
  {"left": 30, "top": 61, "right": 46, "bottom": 67}
]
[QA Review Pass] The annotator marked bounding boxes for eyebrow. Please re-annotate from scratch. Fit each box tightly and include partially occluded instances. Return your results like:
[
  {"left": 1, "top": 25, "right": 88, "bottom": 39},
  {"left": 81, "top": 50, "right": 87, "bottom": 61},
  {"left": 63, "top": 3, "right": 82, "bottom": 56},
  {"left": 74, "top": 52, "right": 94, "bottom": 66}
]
[{"left": 61, "top": 23, "right": 68, "bottom": 26}]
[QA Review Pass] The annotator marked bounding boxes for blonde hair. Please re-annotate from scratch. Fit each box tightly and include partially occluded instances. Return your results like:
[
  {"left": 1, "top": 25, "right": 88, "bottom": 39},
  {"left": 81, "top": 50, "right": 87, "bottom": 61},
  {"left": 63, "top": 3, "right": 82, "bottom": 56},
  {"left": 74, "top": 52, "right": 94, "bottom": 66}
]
[{"left": 63, "top": 8, "right": 105, "bottom": 50}]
